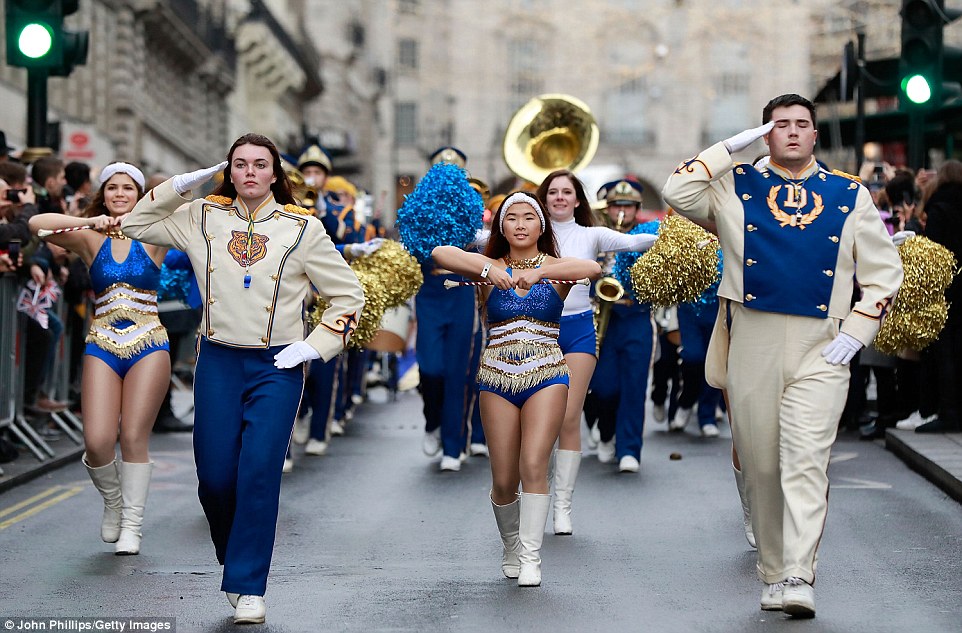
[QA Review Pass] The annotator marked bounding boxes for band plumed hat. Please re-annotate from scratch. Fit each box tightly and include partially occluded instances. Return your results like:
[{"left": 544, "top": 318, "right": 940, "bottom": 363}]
[
  {"left": 297, "top": 144, "right": 333, "bottom": 173},
  {"left": 597, "top": 179, "right": 643, "bottom": 206}
]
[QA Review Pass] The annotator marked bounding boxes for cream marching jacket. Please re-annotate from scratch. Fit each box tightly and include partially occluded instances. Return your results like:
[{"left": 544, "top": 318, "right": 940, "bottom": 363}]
[
  {"left": 662, "top": 142, "right": 903, "bottom": 347},
  {"left": 123, "top": 179, "right": 365, "bottom": 361}
]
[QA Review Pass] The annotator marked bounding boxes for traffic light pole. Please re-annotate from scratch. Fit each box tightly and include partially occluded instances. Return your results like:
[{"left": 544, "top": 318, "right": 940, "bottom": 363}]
[
  {"left": 26, "top": 68, "right": 48, "bottom": 148},
  {"left": 908, "top": 109, "right": 925, "bottom": 169}
]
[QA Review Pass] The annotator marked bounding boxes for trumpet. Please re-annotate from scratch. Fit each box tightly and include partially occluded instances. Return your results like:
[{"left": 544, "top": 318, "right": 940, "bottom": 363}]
[
  {"left": 284, "top": 162, "right": 319, "bottom": 208},
  {"left": 594, "top": 276, "right": 625, "bottom": 355}
]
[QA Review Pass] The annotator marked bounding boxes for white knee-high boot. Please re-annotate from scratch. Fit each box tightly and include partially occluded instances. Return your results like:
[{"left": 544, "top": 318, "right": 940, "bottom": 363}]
[
  {"left": 490, "top": 493, "right": 521, "bottom": 578},
  {"left": 552, "top": 450, "right": 581, "bottom": 535},
  {"left": 733, "top": 463, "right": 756, "bottom": 549},
  {"left": 82, "top": 454, "right": 123, "bottom": 543},
  {"left": 115, "top": 461, "right": 154, "bottom": 555},
  {"left": 517, "top": 492, "right": 551, "bottom": 587}
]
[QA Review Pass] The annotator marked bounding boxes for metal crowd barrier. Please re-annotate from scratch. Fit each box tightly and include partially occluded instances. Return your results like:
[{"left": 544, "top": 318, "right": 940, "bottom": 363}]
[{"left": 0, "top": 274, "right": 85, "bottom": 463}]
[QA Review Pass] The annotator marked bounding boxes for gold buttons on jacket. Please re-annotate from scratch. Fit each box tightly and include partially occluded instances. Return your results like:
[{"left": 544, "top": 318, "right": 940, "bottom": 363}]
[
  {"left": 746, "top": 259, "right": 756, "bottom": 266},
  {"left": 208, "top": 298, "right": 215, "bottom": 305},
  {"left": 207, "top": 329, "right": 214, "bottom": 336},
  {"left": 747, "top": 224, "right": 757, "bottom": 232},
  {"left": 736, "top": 167, "right": 745, "bottom": 175},
  {"left": 742, "top": 193, "right": 752, "bottom": 201},
  {"left": 265, "top": 305, "right": 273, "bottom": 313},
  {"left": 745, "top": 294, "right": 755, "bottom": 301},
  {"left": 829, "top": 235, "right": 839, "bottom": 243},
  {"left": 208, "top": 266, "right": 214, "bottom": 273},
  {"left": 839, "top": 205, "right": 850, "bottom": 213},
  {"left": 818, "top": 304, "right": 828, "bottom": 312},
  {"left": 261, "top": 336, "right": 269, "bottom": 344},
  {"left": 823, "top": 270, "right": 834, "bottom": 277},
  {"left": 271, "top": 274, "right": 279, "bottom": 281}
]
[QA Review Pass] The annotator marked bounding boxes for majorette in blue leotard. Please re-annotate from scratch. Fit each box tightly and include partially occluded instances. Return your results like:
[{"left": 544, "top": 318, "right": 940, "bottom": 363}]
[
  {"left": 84, "top": 238, "right": 169, "bottom": 378},
  {"left": 477, "top": 268, "right": 569, "bottom": 408}
]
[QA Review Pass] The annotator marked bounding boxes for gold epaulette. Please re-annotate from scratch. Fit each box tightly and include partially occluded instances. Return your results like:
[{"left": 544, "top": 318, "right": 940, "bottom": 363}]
[
  {"left": 831, "top": 169, "right": 861, "bottom": 184},
  {"left": 284, "top": 204, "right": 313, "bottom": 216},
  {"left": 205, "top": 195, "right": 233, "bottom": 206}
]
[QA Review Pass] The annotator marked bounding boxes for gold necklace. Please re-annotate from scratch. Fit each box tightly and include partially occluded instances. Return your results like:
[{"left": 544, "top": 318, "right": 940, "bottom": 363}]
[
  {"left": 503, "top": 252, "right": 546, "bottom": 269},
  {"left": 104, "top": 229, "right": 129, "bottom": 240}
]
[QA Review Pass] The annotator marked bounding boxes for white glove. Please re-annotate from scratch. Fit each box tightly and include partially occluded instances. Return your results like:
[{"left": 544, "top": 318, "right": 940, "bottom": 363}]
[
  {"left": 723, "top": 121, "right": 775, "bottom": 154},
  {"left": 172, "top": 161, "right": 228, "bottom": 195},
  {"left": 273, "top": 341, "right": 321, "bottom": 368},
  {"left": 351, "top": 238, "right": 384, "bottom": 258},
  {"left": 820, "top": 332, "right": 862, "bottom": 366},
  {"left": 892, "top": 230, "right": 916, "bottom": 246}
]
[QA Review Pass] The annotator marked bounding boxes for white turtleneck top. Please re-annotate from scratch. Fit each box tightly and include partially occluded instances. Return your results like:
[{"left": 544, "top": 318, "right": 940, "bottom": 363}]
[{"left": 551, "top": 217, "right": 656, "bottom": 316}]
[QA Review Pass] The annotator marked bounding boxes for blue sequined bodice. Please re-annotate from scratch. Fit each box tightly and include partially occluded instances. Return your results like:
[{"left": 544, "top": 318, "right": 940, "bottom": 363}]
[
  {"left": 90, "top": 238, "right": 161, "bottom": 293},
  {"left": 485, "top": 272, "right": 564, "bottom": 325}
]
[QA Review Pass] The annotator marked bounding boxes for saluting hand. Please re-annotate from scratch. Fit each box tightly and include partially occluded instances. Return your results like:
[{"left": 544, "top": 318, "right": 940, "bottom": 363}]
[
  {"left": 172, "top": 161, "right": 229, "bottom": 196},
  {"left": 724, "top": 121, "right": 775, "bottom": 154}
]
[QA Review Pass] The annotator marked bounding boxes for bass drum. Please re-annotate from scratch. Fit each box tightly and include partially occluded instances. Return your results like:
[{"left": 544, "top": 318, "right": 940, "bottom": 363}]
[{"left": 365, "top": 304, "right": 412, "bottom": 353}]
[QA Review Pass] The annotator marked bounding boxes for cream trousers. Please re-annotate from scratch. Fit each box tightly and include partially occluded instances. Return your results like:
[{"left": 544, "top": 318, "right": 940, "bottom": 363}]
[{"left": 723, "top": 301, "right": 849, "bottom": 585}]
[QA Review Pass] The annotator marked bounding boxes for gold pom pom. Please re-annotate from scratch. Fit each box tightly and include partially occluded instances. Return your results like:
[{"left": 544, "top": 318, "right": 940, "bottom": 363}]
[
  {"left": 350, "top": 240, "right": 423, "bottom": 308},
  {"left": 630, "top": 214, "right": 719, "bottom": 307},
  {"left": 205, "top": 195, "right": 232, "bottom": 206},
  {"left": 308, "top": 241, "right": 423, "bottom": 349},
  {"left": 875, "top": 302, "right": 948, "bottom": 355},
  {"left": 874, "top": 236, "right": 957, "bottom": 353}
]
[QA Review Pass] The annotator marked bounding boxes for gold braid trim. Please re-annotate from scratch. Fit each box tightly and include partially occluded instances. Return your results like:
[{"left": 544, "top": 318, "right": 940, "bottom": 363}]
[
  {"left": 94, "top": 308, "right": 161, "bottom": 326},
  {"left": 284, "top": 204, "right": 313, "bottom": 216},
  {"left": 485, "top": 339, "right": 561, "bottom": 355},
  {"left": 488, "top": 315, "right": 560, "bottom": 330},
  {"left": 85, "top": 324, "right": 169, "bottom": 359},
  {"left": 94, "top": 282, "right": 158, "bottom": 300},
  {"left": 205, "top": 195, "right": 233, "bottom": 206},
  {"left": 477, "top": 359, "right": 568, "bottom": 394}
]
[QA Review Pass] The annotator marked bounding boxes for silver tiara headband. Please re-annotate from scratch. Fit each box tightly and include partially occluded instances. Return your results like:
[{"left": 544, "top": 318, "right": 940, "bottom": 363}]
[{"left": 499, "top": 192, "right": 545, "bottom": 232}]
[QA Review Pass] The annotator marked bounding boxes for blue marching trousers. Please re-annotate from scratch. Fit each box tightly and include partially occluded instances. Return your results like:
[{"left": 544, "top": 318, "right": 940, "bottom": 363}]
[
  {"left": 307, "top": 355, "right": 340, "bottom": 440},
  {"left": 590, "top": 305, "right": 655, "bottom": 460},
  {"left": 193, "top": 338, "right": 304, "bottom": 596},
  {"left": 677, "top": 302, "right": 723, "bottom": 428},
  {"left": 415, "top": 275, "right": 476, "bottom": 458}
]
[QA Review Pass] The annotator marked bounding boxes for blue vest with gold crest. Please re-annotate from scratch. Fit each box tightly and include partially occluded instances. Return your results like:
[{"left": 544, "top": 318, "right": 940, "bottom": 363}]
[{"left": 732, "top": 165, "right": 859, "bottom": 318}]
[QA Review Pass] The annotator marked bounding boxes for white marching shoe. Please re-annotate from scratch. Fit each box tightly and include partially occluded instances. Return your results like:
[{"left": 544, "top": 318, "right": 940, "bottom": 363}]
[
  {"left": 517, "top": 492, "right": 551, "bottom": 587},
  {"left": 115, "top": 461, "right": 153, "bottom": 555},
  {"left": 490, "top": 493, "right": 521, "bottom": 578},
  {"left": 552, "top": 450, "right": 581, "bottom": 535},
  {"left": 83, "top": 454, "right": 123, "bottom": 543},
  {"left": 234, "top": 595, "right": 267, "bottom": 624},
  {"left": 669, "top": 406, "right": 694, "bottom": 431},
  {"left": 733, "top": 464, "right": 756, "bottom": 548}
]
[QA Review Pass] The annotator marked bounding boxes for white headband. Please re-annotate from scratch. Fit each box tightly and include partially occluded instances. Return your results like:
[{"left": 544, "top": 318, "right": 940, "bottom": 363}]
[
  {"left": 100, "top": 162, "right": 145, "bottom": 190},
  {"left": 499, "top": 192, "right": 545, "bottom": 232}
]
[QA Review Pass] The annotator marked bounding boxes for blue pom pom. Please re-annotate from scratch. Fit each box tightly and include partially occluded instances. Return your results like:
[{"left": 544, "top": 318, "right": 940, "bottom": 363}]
[
  {"left": 612, "top": 221, "right": 660, "bottom": 302},
  {"left": 158, "top": 268, "right": 191, "bottom": 303},
  {"left": 396, "top": 163, "right": 484, "bottom": 263}
]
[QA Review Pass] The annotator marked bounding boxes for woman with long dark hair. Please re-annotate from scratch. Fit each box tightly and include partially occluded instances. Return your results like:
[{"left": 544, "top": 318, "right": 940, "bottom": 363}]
[
  {"left": 123, "top": 133, "right": 365, "bottom": 624},
  {"left": 30, "top": 162, "right": 169, "bottom": 556},
  {"left": 433, "top": 191, "right": 600, "bottom": 587},
  {"left": 535, "top": 170, "right": 656, "bottom": 534}
]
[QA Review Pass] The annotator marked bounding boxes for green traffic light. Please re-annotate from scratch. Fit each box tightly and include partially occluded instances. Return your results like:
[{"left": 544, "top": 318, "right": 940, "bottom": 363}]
[
  {"left": 904, "top": 74, "right": 932, "bottom": 104},
  {"left": 17, "top": 22, "right": 53, "bottom": 59}
]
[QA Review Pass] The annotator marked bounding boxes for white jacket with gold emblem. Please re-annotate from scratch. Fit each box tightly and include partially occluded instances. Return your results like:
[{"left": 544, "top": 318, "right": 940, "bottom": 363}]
[{"left": 123, "top": 179, "right": 365, "bottom": 361}]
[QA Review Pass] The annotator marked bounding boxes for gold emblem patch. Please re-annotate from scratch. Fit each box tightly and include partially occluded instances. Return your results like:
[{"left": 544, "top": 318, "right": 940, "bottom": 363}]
[{"left": 766, "top": 185, "right": 823, "bottom": 229}]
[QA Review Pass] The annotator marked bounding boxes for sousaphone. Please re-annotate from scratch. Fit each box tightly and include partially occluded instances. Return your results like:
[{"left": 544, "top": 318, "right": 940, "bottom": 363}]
[{"left": 503, "top": 94, "right": 600, "bottom": 186}]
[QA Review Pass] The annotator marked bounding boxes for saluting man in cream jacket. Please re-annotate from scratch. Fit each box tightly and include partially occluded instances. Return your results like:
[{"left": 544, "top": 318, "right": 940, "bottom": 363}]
[
  {"left": 123, "top": 133, "right": 364, "bottom": 625},
  {"left": 663, "top": 94, "right": 902, "bottom": 619}
]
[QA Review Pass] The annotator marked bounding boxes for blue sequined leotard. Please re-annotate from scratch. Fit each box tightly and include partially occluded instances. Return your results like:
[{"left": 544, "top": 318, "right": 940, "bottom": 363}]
[
  {"left": 85, "top": 238, "right": 169, "bottom": 378},
  {"left": 477, "top": 271, "right": 569, "bottom": 408}
]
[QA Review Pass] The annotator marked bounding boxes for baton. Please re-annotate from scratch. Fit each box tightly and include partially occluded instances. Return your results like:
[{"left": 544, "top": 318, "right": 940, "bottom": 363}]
[
  {"left": 37, "top": 225, "right": 98, "bottom": 238},
  {"left": 444, "top": 278, "right": 591, "bottom": 289}
]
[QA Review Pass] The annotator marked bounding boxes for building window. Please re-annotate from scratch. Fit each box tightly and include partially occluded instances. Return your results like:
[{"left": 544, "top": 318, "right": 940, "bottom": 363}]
[
  {"left": 398, "top": 0, "right": 419, "bottom": 14},
  {"left": 507, "top": 37, "right": 543, "bottom": 111},
  {"left": 398, "top": 38, "right": 419, "bottom": 70},
  {"left": 395, "top": 102, "right": 417, "bottom": 145}
]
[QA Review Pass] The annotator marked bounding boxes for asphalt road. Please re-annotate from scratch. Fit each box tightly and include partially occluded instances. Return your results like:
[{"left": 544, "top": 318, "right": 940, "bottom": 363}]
[{"left": 1, "top": 389, "right": 960, "bottom": 632}]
